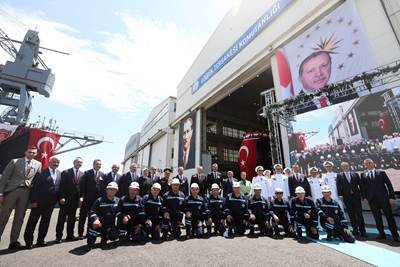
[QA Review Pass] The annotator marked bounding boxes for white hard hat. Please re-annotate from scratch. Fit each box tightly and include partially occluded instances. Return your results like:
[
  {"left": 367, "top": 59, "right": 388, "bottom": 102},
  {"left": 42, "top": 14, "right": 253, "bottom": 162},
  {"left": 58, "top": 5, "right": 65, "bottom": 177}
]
[
  {"left": 211, "top": 183, "right": 220, "bottom": 190},
  {"left": 253, "top": 183, "right": 262, "bottom": 190},
  {"left": 275, "top": 187, "right": 284, "bottom": 193},
  {"left": 171, "top": 178, "right": 180, "bottom": 185},
  {"left": 274, "top": 164, "right": 283, "bottom": 169},
  {"left": 190, "top": 183, "right": 199, "bottom": 189},
  {"left": 295, "top": 186, "right": 305, "bottom": 194},
  {"left": 152, "top": 183, "right": 161, "bottom": 190},
  {"left": 106, "top": 182, "right": 118, "bottom": 190},
  {"left": 129, "top": 182, "right": 140, "bottom": 189},
  {"left": 321, "top": 185, "right": 331, "bottom": 193}
]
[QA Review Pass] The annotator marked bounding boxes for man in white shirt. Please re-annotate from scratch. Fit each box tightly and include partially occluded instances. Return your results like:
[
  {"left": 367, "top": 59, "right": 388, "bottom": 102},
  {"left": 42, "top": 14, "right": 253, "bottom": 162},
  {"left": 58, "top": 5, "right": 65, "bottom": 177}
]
[
  {"left": 270, "top": 164, "right": 290, "bottom": 200},
  {"left": 251, "top": 166, "right": 269, "bottom": 199},
  {"left": 322, "top": 161, "right": 342, "bottom": 208},
  {"left": 308, "top": 167, "right": 322, "bottom": 203}
]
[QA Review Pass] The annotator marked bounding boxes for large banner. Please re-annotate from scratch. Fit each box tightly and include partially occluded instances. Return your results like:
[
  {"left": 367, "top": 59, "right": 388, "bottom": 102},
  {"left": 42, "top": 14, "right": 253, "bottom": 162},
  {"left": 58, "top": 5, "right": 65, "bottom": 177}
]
[
  {"left": 276, "top": 1, "right": 380, "bottom": 113},
  {"left": 0, "top": 123, "right": 18, "bottom": 143},
  {"left": 178, "top": 112, "right": 196, "bottom": 170},
  {"left": 289, "top": 88, "right": 400, "bottom": 191}
]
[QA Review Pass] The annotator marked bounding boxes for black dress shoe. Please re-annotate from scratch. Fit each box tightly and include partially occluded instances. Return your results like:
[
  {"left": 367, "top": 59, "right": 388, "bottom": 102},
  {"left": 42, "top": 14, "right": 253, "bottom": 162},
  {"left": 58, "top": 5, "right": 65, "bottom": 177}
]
[
  {"left": 25, "top": 244, "right": 33, "bottom": 250},
  {"left": 37, "top": 241, "right": 47, "bottom": 247},
  {"left": 66, "top": 236, "right": 77, "bottom": 241},
  {"left": 376, "top": 235, "right": 387, "bottom": 240},
  {"left": 8, "top": 242, "right": 23, "bottom": 250},
  {"left": 55, "top": 238, "right": 62, "bottom": 243},
  {"left": 77, "top": 236, "right": 84, "bottom": 240},
  {"left": 393, "top": 236, "right": 399, "bottom": 242}
]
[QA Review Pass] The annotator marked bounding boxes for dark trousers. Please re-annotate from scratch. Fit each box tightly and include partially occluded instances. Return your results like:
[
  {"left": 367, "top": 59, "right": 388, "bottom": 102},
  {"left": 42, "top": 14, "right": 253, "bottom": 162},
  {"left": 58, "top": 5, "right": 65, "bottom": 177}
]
[
  {"left": 56, "top": 202, "right": 78, "bottom": 239},
  {"left": 294, "top": 217, "right": 319, "bottom": 239},
  {"left": 272, "top": 214, "right": 291, "bottom": 234},
  {"left": 227, "top": 214, "right": 247, "bottom": 235},
  {"left": 24, "top": 204, "right": 54, "bottom": 244},
  {"left": 78, "top": 204, "right": 91, "bottom": 237},
  {"left": 369, "top": 199, "right": 399, "bottom": 238},
  {"left": 343, "top": 196, "right": 365, "bottom": 233}
]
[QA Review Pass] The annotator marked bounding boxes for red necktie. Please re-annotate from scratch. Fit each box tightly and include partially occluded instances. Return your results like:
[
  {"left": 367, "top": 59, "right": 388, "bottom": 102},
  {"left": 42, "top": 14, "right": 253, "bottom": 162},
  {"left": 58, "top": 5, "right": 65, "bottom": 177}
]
[{"left": 319, "top": 95, "right": 328, "bottom": 108}]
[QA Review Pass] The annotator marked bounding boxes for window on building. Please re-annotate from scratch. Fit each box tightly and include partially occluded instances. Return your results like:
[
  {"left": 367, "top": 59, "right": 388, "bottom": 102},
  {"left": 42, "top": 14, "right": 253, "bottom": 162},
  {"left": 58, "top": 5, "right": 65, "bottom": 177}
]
[
  {"left": 208, "top": 146, "right": 217, "bottom": 156},
  {"left": 223, "top": 148, "right": 238, "bottom": 162},
  {"left": 223, "top": 126, "right": 245, "bottom": 139},
  {"left": 207, "top": 124, "right": 217, "bottom": 135}
]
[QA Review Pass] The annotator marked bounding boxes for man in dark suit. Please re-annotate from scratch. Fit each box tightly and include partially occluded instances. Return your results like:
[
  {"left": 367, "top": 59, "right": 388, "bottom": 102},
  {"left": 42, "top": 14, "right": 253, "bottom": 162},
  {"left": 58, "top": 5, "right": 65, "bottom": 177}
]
[
  {"left": 175, "top": 166, "right": 189, "bottom": 196},
  {"left": 56, "top": 157, "right": 83, "bottom": 242},
  {"left": 102, "top": 164, "right": 121, "bottom": 195},
  {"left": 137, "top": 168, "right": 151, "bottom": 197},
  {"left": 206, "top": 163, "right": 222, "bottom": 193},
  {"left": 148, "top": 166, "right": 160, "bottom": 185},
  {"left": 190, "top": 166, "right": 207, "bottom": 197},
  {"left": 361, "top": 158, "right": 399, "bottom": 241},
  {"left": 222, "top": 171, "right": 237, "bottom": 198},
  {"left": 288, "top": 163, "right": 311, "bottom": 198},
  {"left": 337, "top": 161, "right": 366, "bottom": 237},
  {"left": 78, "top": 159, "right": 104, "bottom": 239},
  {"left": 118, "top": 163, "right": 138, "bottom": 197},
  {"left": 24, "top": 157, "right": 61, "bottom": 248}
]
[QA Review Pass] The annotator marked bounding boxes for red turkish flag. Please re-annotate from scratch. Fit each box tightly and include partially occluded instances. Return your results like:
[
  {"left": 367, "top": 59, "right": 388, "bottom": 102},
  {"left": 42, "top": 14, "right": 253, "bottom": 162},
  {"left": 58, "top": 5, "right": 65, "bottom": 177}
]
[
  {"left": 28, "top": 128, "right": 61, "bottom": 168},
  {"left": 378, "top": 111, "right": 391, "bottom": 134},
  {"left": 238, "top": 131, "right": 270, "bottom": 181},
  {"left": 275, "top": 49, "right": 294, "bottom": 98}
]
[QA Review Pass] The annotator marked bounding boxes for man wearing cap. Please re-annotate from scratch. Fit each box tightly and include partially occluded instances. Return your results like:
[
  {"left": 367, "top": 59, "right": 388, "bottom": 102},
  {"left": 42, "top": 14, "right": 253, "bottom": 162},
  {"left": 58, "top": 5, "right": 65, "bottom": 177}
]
[
  {"left": 360, "top": 158, "right": 399, "bottom": 241},
  {"left": 175, "top": 166, "right": 189, "bottom": 196},
  {"left": 270, "top": 188, "right": 293, "bottom": 237},
  {"left": 206, "top": 163, "right": 222, "bottom": 194},
  {"left": 117, "top": 182, "right": 145, "bottom": 242},
  {"left": 336, "top": 161, "right": 366, "bottom": 237},
  {"left": 322, "top": 161, "right": 342, "bottom": 208},
  {"left": 142, "top": 183, "right": 163, "bottom": 240},
  {"left": 86, "top": 182, "right": 120, "bottom": 251},
  {"left": 206, "top": 183, "right": 226, "bottom": 235},
  {"left": 248, "top": 183, "right": 271, "bottom": 236},
  {"left": 316, "top": 185, "right": 354, "bottom": 243},
  {"left": 289, "top": 186, "right": 319, "bottom": 239},
  {"left": 190, "top": 166, "right": 207, "bottom": 197},
  {"left": 222, "top": 170, "right": 237, "bottom": 198},
  {"left": 157, "top": 168, "right": 173, "bottom": 196},
  {"left": 184, "top": 183, "right": 207, "bottom": 238},
  {"left": 270, "top": 164, "right": 290, "bottom": 201},
  {"left": 251, "top": 166, "right": 269, "bottom": 200},
  {"left": 224, "top": 182, "right": 249, "bottom": 238},
  {"left": 288, "top": 163, "right": 311, "bottom": 198},
  {"left": 161, "top": 178, "right": 185, "bottom": 239},
  {"left": 308, "top": 167, "right": 322, "bottom": 203}
]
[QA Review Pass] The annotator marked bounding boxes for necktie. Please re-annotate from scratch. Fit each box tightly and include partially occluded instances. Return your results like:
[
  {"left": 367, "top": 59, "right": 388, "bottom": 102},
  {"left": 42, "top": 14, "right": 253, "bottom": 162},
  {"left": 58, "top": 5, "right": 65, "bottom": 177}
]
[
  {"left": 370, "top": 171, "right": 374, "bottom": 179},
  {"left": 346, "top": 172, "right": 351, "bottom": 183},
  {"left": 75, "top": 170, "right": 79, "bottom": 183},
  {"left": 112, "top": 172, "right": 115, "bottom": 181},
  {"left": 26, "top": 160, "right": 31, "bottom": 175},
  {"left": 319, "top": 95, "right": 328, "bottom": 108}
]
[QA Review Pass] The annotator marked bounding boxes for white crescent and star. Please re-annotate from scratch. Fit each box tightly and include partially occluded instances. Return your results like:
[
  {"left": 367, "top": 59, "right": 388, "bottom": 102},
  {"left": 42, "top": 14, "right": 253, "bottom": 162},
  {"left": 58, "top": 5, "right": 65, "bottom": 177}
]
[
  {"left": 239, "top": 145, "right": 249, "bottom": 166},
  {"left": 36, "top": 136, "right": 56, "bottom": 159}
]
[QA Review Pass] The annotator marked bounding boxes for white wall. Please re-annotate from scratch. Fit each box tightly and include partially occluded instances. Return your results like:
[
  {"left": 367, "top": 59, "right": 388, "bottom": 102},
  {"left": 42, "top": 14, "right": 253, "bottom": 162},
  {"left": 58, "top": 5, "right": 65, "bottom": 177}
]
[{"left": 150, "top": 133, "right": 168, "bottom": 169}]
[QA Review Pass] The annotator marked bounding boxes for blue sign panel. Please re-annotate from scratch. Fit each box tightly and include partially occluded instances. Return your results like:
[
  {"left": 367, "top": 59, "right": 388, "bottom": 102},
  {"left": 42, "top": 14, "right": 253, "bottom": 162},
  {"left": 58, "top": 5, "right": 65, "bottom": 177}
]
[{"left": 191, "top": 0, "right": 293, "bottom": 94}]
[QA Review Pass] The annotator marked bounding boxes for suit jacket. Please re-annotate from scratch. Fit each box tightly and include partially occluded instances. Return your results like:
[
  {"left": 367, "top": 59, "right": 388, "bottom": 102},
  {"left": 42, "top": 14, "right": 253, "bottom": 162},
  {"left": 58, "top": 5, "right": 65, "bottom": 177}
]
[
  {"left": 137, "top": 176, "right": 151, "bottom": 197},
  {"left": 222, "top": 178, "right": 237, "bottom": 198},
  {"left": 288, "top": 173, "right": 311, "bottom": 197},
  {"left": 79, "top": 169, "right": 104, "bottom": 207},
  {"left": 59, "top": 168, "right": 83, "bottom": 205},
  {"left": 191, "top": 173, "right": 207, "bottom": 196},
  {"left": 31, "top": 168, "right": 61, "bottom": 206},
  {"left": 118, "top": 171, "right": 138, "bottom": 197},
  {"left": 148, "top": 174, "right": 160, "bottom": 185},
  {"left": 360, "top": 169, "right": 395, "bottom": 202},
  {"left": 0, "top": 157, "right": 41, "bottom": 195},
  {"left": 103, "top": 171, "right": 121, "bottom": 196},
  {"left": 206, "top": 172, "right": 222, "bottom": 192},
  {"left": 336, "top": 171, "right": 362, "bottom": 200},
  {"left": 175, "top": 174, "right": 189, "bottom": 196}
]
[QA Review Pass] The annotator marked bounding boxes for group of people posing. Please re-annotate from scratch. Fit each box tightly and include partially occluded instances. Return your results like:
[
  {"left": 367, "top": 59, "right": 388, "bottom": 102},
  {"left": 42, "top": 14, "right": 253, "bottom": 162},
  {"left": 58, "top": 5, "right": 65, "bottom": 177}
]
[{"left": 0, "top": 146, "right": 398, "bottom": 253}]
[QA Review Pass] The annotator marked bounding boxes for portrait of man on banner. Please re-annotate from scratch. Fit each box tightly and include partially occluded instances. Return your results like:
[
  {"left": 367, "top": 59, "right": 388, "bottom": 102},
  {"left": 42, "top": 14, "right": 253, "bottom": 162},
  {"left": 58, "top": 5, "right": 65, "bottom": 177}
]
[
  {"left": 347, "top": 110, "right": 359, "bottom": 136},
  {"left": 178, "top": 112, "right": 196, "bottom": 170}
]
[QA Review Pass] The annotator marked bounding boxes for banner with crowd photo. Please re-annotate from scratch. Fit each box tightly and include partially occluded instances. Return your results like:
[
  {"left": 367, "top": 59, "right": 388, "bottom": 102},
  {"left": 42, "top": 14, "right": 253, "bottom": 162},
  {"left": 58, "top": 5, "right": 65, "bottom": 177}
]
[
  {"left": 276, "top": 0, "right": 382, "bottom": 114},
  {"left": 178, "top": 112, "right": 196, "bottom": 170},
  {"left": 238, "top": 131, "right": 271, "bottom": 181},
  {"left": 288, "top": 88, "right": 400, "bottom": 191}
]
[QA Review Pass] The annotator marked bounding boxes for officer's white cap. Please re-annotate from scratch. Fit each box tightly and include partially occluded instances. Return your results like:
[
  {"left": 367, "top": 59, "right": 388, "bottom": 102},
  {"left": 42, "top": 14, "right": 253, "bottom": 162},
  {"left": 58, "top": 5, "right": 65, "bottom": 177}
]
[
  {"left": 321, "top": 185, "right": 331, "bottom": 193},
  {"left": 309, "top": 166, "right": 318, "bottom": 172},
  {"left": 275, "top": 187, "right": 284, "bottom": 193},
  {"left": 171, "top": 178, "right": 180, "bottom": 185},
  {"left": 253, "top": 183, "right": 262, "bottom": 190},
  {"left": 129, "top": 181, "right": 140, "bottom": 189},
  {"left": 152, "top": 183, "right": 161, "bottom": 190},
  {"left": 106, "top": 182, "right": 118, "bottom": 190},
  {"left": 211, "top": 183, "right": 220, "bottom": 190},
  {"left": 274, "top": 164, "right": 283, "bottom": 169},
  {"left": 190, "top": 183, "right": 199, "bottom": 189},
  {"left": 232, "top": 181, "right": 240, "bottom": 188},
  {"left": 323, "top": 161, "right": 334, "bottom": 167},
  {"left": 295, "top": 186, "right": 305, "bottom": 194},
  {"left": 255, "top": 166, "right": 264, "bottom": 172}
]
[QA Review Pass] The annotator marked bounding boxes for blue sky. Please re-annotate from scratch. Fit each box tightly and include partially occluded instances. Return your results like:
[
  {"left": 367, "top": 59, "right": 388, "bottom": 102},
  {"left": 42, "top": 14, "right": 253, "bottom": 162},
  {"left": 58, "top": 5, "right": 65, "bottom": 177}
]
[{"left": 0, "top": 0, "right": 235, "bottom": 172}]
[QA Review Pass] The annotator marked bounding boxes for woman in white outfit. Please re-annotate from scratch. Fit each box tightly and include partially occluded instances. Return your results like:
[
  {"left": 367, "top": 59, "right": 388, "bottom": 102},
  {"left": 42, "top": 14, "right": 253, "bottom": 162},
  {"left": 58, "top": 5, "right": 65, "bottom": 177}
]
[
  {"left": 269, "top": 164, "right": 290, "bottom": 201},
  {"left": 251, "top": 166, "right": 270, "bottom": 199}
]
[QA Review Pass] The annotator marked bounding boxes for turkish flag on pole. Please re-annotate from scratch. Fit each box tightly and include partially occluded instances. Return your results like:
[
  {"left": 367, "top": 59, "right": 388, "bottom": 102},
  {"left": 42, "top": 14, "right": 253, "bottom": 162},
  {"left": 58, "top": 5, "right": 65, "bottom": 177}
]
[
  {"left": 275, "top": 49, "right": 294, "bottom": 98},
  {"left": 238, "top": 131, "right": 271, "bottom": 181},
  {"left": 28, "top": 128, "right": 61, "bottom": 168}
]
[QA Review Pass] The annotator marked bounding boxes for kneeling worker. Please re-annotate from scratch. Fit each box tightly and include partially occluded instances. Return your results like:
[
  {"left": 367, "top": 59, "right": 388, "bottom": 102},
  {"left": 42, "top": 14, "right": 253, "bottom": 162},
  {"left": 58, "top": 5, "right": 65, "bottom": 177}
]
[
  {"left": 184, "top": 183, "right": 207, "bottom": 238},
  {"left": 224, "top": 182, "right": 249, "bottom": 238},
  {"left": 142, "top": 183, "right": 163, "bottom": 240},
  {"left": 316, "top": 185, "right": 355, "bottom": 243},
  {"left": 206, "top": 183, "right": 226, "bottom": 235},
  {"left": 270, "top": 187, "right": 293, "bottom": 237},
  {"left": 289, "top": 186, "right": 319, "bottom": 239},
  {"left": 248, "top": 183, "right": 271, "bottom": 236},
  {"left": 86, "top": 182, "right": 120, "bottom": 250}
]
